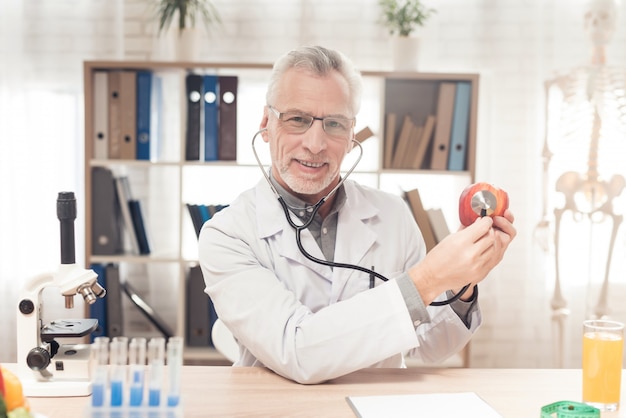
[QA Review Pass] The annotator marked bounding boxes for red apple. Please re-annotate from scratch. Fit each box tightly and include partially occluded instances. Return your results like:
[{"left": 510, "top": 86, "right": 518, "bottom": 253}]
[{"left": 459, "top": 182, "right": 509, "bottom": 226}]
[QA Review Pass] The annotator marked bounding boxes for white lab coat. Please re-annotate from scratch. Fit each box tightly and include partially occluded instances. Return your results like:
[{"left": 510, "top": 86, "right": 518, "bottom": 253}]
[{"left": 198, "top": 178, "right": 479, "bottom": 384}]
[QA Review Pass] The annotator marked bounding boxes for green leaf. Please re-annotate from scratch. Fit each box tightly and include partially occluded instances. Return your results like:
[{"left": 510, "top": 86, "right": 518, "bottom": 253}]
[
  {"left": 155, "top": 0, "right": 222, "bottom": 34},
  {"left": 0, "top": 393, "right": 7, "bottom": 418},
  {"left": 378, "top": 0, "right": 436, "bottom": 36}
]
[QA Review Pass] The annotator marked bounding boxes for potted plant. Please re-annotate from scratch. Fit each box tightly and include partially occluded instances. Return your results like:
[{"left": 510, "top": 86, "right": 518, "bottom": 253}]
[
  {"left": 156, "top": 0, "right": 221, "bottom": 35},
  {"left": 154, "top": 0, "right": 221, "bottom": 61},
  {"left": 378, "top": 0, "right": 436, "bottom": 71}
]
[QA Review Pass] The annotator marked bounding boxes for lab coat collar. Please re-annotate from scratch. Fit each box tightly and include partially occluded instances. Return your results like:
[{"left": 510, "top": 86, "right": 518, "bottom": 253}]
[{"left": 255, "top": 177, "right": 380, "bottom": 277}]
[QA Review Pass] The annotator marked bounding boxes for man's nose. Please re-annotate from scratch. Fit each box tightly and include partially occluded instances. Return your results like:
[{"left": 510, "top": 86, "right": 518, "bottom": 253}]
[{"left": 301, "top": 119, "right": 328, "bottom": 154}]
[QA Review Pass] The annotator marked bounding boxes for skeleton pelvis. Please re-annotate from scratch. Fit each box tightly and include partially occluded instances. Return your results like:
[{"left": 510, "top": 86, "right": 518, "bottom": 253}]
[{"left": 555, "top": 171, "right": 625, "bottom": 214}]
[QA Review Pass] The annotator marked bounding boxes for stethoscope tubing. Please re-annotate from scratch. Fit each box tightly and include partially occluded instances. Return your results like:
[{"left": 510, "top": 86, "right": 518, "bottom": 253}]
[{"left": 251, "top": 128, "right": 471, "bottom": 306}]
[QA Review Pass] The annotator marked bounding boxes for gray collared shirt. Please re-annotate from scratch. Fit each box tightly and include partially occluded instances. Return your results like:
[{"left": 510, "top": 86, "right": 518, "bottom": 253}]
[{"left": 269, "top": 173, "right": 477, "bottom": 329}]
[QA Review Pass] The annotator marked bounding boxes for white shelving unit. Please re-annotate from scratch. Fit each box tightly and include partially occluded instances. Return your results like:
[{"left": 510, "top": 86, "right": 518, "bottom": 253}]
[{"left": 83, "top": 61, "right": 479, "bottom": 364}]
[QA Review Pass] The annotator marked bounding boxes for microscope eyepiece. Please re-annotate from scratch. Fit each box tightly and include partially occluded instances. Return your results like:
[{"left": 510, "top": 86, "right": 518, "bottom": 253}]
[
  {"left": 57, "top": 191, "right": 77, "bottom": 265},
  {"left": 57, "top": 191, "right": 77, "bottom": 220}
]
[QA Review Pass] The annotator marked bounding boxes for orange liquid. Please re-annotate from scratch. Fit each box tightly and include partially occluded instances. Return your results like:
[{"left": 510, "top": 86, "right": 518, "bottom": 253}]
[{"left": 582, "top": 331, "right": 624, "bottom": 405}]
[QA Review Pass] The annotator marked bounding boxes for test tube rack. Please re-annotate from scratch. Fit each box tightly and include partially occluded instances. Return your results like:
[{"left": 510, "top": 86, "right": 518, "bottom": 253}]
[{"left": 84, "top": 336, "right": 183, "bottom": 418}]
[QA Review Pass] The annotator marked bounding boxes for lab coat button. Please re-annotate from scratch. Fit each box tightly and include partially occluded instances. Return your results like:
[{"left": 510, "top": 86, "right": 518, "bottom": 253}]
[{"left": 414, "top": 320, "right": 421, "bottom": 326}]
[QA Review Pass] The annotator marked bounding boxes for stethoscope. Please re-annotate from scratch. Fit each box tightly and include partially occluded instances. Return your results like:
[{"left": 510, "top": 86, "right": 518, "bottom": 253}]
[{"left": 251, "top": 128, "right": 470, "bottom": 307}]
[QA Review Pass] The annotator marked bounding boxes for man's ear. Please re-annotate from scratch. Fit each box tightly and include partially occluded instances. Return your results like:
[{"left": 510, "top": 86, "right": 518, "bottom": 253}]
[
  {"left": 348, "top": 132, "right": 356, "bottom": 152},
  {"left": 260, "top": 107, "right": 270, "bottom": 142}
]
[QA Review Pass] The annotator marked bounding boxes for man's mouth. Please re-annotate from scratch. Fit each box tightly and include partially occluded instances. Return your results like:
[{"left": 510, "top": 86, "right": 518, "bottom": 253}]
[{"left": 297, "top": 159, "right": 325, "bottom": 168}]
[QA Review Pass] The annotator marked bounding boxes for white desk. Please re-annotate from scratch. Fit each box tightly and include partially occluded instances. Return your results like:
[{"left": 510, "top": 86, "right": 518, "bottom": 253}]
[{"left": 19, "top": 366, "right": 626, "bottom": 417}]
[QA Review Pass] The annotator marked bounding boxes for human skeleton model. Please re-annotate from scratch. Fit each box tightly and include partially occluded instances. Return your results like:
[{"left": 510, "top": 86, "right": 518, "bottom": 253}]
[{"left": 537, "top": 0, "right": 626, "bottom": 366}]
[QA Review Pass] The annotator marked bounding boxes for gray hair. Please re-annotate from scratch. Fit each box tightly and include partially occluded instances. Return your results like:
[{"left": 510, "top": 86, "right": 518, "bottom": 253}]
[{"left": 265, "top": 45, "right": 363, "bottom": 116}]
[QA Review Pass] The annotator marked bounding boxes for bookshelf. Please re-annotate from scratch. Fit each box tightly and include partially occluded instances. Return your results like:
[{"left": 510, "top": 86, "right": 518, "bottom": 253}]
[{"left": 83, "top": 61, "right": 479, "bottom": 365}]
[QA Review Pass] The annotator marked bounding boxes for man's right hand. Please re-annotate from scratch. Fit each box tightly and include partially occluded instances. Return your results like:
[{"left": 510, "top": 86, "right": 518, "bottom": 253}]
[{"left": 408, "top": 210, "right": 516, "bottom": 305}]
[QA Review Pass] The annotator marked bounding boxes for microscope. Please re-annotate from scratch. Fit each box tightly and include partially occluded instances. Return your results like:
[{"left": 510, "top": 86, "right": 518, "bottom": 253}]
[{"left": 16, "top": 192, "right": 106, "bottom": 397}]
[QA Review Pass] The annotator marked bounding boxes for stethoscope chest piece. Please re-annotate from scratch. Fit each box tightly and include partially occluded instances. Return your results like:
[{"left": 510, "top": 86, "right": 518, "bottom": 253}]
[
  {"left": 470, "top": 190, "right": 497, "bottom": 217},
  {"left": 459, "top": 182, "right": 509, "bottom": 226}
]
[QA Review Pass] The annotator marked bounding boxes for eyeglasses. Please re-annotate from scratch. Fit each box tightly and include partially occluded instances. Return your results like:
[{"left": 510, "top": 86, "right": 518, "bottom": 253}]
[{"left": 268, "top": 106, "right": 355, "bottom": 139}]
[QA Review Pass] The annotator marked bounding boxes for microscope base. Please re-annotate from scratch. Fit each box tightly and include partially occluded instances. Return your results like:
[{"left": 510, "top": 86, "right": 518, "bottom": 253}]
[{"left": 22, "top": 377, "right": 92, "bottom": 397}]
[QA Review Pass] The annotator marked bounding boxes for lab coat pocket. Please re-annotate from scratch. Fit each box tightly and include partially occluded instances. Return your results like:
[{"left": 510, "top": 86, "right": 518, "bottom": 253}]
[{"left": 347, "top": 268, "right": 403, "bottom": 294}]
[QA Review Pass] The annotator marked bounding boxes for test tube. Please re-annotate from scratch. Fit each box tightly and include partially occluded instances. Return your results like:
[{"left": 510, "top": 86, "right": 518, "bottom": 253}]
[
  {"left": 166, "top": 337, "right": 184, "bottom": 407},
  {"left": 129, "top": 337, "right": 147, "bottom": 407},
  {"left": 110, "top": 336, "right": 128, "bottom": 407},
  {"left": 148, "top": 337, "right": 166, "bottom": 407},
  {"left": 91, "top": 337, "right": 109, "bottom": 407}
]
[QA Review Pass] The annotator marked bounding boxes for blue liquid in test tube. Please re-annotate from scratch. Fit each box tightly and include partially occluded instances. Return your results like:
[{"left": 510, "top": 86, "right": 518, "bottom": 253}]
[
  {"left": 110, "top": 337, "right": 128, "bottom": 407},
  {"left": 91, "top": 337, "right": 109, "bottom": 407},
  {"left": 148, "top": 337, "right": 166, "bottom": 407},
  {"left": 129, "top": 337, "right": 147, "bottom": 406},
  {"left": 167, "top": 337, "right": 184, "bottom": 407}
]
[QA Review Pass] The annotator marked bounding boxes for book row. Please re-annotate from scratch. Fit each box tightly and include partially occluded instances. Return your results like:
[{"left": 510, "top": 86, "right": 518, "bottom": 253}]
[
  {"left": 184, "top": 73, "right": 238, "bottom": 162},
  {"left": 91, "top": 166, "right": 150, "bottom": 256},
  {"left": 384, "top": 81, "right": 471, "bottom": 171},
  {"left": 91, "top": 69, "right": 239, "bottom": 163},
  {"left": 92, "top": 70, "right": 158, "bottom": 161},
  {"left": 186, "top": 202, "right": 228, "bottom": 238},
  {"left": 404, "top": 189, "right": 451, "bottom": 252}
]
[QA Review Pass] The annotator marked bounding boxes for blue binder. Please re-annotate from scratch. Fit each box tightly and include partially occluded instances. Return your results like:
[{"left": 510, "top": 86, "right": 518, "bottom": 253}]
[
  {"left": 89, "top": 263, "right": 107, "bottom": 342},
  {"left": 447, "top": 81, "right": 472, "bottom": 171},
  {"left": 129, "top": 200, "right": 151, "bottom": 255},
  {"left": 203, "top": 75, "right": 219, "bottom": 161},
  {"left": 136, "top": 70, "right": 152, "bottom": 160}
]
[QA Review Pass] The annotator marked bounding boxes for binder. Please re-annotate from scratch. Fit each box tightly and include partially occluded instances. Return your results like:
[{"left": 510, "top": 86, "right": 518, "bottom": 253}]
[
  {"left": 122, "top": 280, "right": 173, "bottom": 339},
  {"left": 198, "top": 204, "right": 211, "bottom": 223},
  {"left": 107, "top": 71, "right": 122, "bottom": 159},
  {"left": 218, "top": 75, "right": 238, "bottom": 161},
  {"left": 114, "top": 176, "right": 141, "bottom": 255},
  {"left": 136, "top": 70, "right": 153, "bottom": 161},
  {"left": 105, "top": 263, "right": 124, "bottom": 337},
  {"left": 93, "top": 71, "right": 109, "bottom": 159},
  {"left": 89, "top": 263, "right": 107, "bottom": 342},
  {"left": 447, "top": 81, "right": 472, "bottom": 171},
  {"left": 429, "top": 82, "right": 457, "bottom": 170},
  {"left": 91, "top": 166, "right": 123, "bottom": 255},
  {"left": 391, "top": 115, "right": 415, "bottom": 169},
  {"left": 119, "top": 70, "right": 137, "bottom": 159},
  {"left": 412, "top": 115, "right": 436, "bottom": 169},
  {"left": 150, "top": 73, "right": 163, "bottom": 161},
  {"left": 187, "top": 265, "right": 215, "bottom": 346},
  {"left": 210, "top": 204, "right": 228, "bottom": 217},
  {"left": 129, "top": 198, "right": 151, "bottom": 255},
  {"left": 404, "top": 189, "right": 437, "bottom": 252},
  {"left": 203, "top": 74, "right": 219, "bottom": 161},
  {"left": 383, "top": 113, "right": 397, "bottom": 169},
  {"left": 355, "top": 126, "right": 374, "bottom": 143},
  {"left": 186, "top": 204, "right": 204, "bottom": 238},
  {"left": 185, "top": 73, "right": 203, "bottom": 161},
  {"left": 426, "top": 208, "right": 451, "bottom": 243},
  {"left": 401, "top": 124, "right": 423, "bottom": 169}
]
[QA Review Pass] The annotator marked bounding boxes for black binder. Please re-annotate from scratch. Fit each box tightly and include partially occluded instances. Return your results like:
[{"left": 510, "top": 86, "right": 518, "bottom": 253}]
[
  {"left": 218, "top": 75, "right": 238, "bottom": 161},
  {"left": 91, "top": 167, "right": 123, "bottom": 255},
  {"left": 185, "top": 73, "right": 203, "bottom": 161},
  {"left": 122, "top": 280, "right": 173, "bottom": 339},
  {"left": 187, "top": 265, "right": 216, "bottom": 346},
  {"left": 105, "top": 263, "right": 124, "bottom": 337}
]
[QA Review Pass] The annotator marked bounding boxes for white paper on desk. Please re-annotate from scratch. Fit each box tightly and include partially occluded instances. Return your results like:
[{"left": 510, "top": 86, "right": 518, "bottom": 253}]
[{"left": 346, "top": 392, "right": 503, "bottom": 417}]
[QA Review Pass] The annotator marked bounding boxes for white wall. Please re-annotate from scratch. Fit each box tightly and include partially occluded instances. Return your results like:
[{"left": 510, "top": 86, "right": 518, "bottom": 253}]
[{"left": 4, "top": 0, "right": 626, "bottom": 367}]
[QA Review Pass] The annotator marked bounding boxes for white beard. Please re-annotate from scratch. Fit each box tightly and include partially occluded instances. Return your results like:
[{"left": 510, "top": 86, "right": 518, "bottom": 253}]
[{"left": 277, "top": 163, "right": 336, "bottom": 196}]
